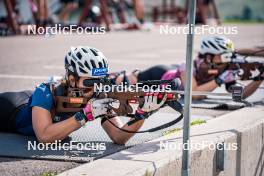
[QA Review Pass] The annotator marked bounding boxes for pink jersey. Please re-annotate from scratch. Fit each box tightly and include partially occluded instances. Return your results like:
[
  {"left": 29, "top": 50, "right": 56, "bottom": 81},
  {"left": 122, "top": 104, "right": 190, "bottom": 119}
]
[
  {"left": 161, "top": 59, "right": 201, "bottom": 90},
  {"left": 161, "top": 63, "right": 185, "bottom": 90}
]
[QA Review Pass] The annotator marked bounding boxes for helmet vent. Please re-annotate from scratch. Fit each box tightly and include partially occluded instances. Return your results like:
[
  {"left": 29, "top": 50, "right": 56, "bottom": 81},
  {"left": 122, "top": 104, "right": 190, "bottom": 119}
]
[
  {"left": 202, "top": 41, "right": 209, "bottom": 48},
  {"left": 90, "top": 59, "right": 96, "bottom": 68},
  {"left": 70, "top": 60, "right": 76, "bottom": 70},
  {"left": 65, "top": 56, "right": 68, "bottom": 64},
  {"left": 78, "top": 61, "right": 84, "bottom": 68},
  {"left": 82, "top": 48, "right": 88, "bottom": 53},
  {"left": 98, "top": 62, "right": 103, "bottom": 68},
  {"left": 79, "top": 67, "right": 87, "bottom": 74},
  {"left": 90, "top": 49, "right": 98, "bottom": 56},
  {"left": 84, "top": 61, "right": 91, "bottom": 70},
  {"left": 218, "top": 45, "right": 226, "bottom": 50},
  {"left": 215, "top": 37, "right": 223, "bottom": 41},
  {"left": 208, "top": 41, "right": 218, "bottom": 50},
  {"left": 102, "top": 59, "right": 107, "bottom": 67},
  {"left": 76, "top": 52, "right": 82, "bottom": 60}
]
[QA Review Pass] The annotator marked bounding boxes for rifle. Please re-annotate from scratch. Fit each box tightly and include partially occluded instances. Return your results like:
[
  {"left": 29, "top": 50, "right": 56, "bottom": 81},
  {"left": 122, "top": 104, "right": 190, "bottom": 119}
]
[
  {"left": 54, "top": 77, "right": 249, "bottom": 115},
  {"left": 54, "top": 79, "right": 184, "bottom": 133},
  {"left": 55, "top": 79, "right": 181, "bottom": 116},
  {"left": 54, "top": 77, "right": 252, "bottom": 133},
  {"left": 195, "top": 48, "right": 264, "bottom": 85}
]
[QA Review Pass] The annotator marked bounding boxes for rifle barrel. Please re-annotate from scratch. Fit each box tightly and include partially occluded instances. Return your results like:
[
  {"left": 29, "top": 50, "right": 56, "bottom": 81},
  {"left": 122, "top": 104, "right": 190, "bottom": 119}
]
[
  {"left": 139, "top": 80, "right": 172, "bottom": 85},
  {"left": 234, "top": 55, "right": 264, "bottom": 63},
  {"left": 171, "top": 90, "right": 231, "bottom": 97}
]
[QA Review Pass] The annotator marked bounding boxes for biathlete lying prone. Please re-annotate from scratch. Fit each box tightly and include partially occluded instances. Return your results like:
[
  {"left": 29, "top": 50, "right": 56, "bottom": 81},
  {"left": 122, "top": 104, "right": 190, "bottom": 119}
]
[
  {"left": 112, "top": 36, "right": 264, "bottom": 100},
  {"left": 0, "top": 46, "right": 180, "bottom": 144}
]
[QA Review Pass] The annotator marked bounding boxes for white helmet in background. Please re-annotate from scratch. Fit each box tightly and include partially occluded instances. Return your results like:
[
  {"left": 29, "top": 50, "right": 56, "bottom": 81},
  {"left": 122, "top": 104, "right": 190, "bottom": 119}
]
[
  {"left": 65, "top": 46, "right": 109, "bottom": 78},
  {"left": 200, "top": 36, "right": 234, "bottom": 55}
]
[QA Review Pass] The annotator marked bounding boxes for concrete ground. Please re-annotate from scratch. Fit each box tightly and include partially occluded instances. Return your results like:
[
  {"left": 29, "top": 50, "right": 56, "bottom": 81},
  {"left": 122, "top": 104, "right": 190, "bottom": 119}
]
[
  {"left": 0, "top": 157, "right": 80, "bottom": 176},
  {"left": 0, "top": 24, "right": 263, "bottom": 176}
]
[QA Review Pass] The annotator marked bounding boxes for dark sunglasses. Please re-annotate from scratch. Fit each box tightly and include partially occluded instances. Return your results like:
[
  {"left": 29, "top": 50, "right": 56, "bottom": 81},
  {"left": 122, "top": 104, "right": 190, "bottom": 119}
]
[{"left": 83, "top": 78, "right": 110, "bottom": 87}]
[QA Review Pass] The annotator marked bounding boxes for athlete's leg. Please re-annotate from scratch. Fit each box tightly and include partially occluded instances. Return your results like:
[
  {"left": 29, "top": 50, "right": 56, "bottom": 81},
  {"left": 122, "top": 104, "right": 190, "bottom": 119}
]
[
  {"left": 0, "top": 91, "right": 32, "bottom": 132},
  {"left": 137, "top": 65, "right": 170, "bottom": 81}
]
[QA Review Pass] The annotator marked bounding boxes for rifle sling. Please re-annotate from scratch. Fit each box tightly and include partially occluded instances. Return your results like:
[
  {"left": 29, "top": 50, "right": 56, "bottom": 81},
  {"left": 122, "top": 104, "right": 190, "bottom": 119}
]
[{"left": 103, "top": 101, "right": 183, "bottom": 133}]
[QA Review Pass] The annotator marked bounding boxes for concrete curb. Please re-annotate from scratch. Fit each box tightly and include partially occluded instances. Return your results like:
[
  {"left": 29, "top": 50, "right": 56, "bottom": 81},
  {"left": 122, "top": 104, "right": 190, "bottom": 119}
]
[{"left": 59, "top": 106, "right": 264, "bottom": 176}]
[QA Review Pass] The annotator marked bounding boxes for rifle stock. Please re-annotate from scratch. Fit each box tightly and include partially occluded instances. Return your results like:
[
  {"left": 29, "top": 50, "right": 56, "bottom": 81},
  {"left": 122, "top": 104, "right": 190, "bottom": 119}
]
[{"left": 55, "top": 89, "right": 180, "bottom": 116}]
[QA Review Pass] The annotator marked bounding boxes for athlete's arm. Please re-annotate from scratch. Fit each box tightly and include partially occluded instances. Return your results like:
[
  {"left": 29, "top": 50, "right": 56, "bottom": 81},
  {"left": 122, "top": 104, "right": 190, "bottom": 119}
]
[
  {"left": 236, "top": 47, "right": 264, "bottom": 56},
  {"left": 191, "top": 78, "right": 218, "bottom": 100},
  {"left": 101, "top": 117, "right": 144, "bottom": 145},
  {"left": 181, "top": 71, "right": 218, "bottom": 100},
  {"left": 242, "top": 80, "right": 263, "bottom": 99},
  {"left": 32, "top": 106, "right": 80, "bottom": 143},
  {"left": 102, "top": 93, "right": 167, "bottom": 145}
]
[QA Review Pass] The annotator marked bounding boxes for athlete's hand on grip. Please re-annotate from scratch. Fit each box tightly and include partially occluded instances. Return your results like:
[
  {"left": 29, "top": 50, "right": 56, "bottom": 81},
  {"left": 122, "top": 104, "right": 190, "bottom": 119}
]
[
  {"left": 215, "top": 70, "right": 239, "bottom": 86},
  {"left": 138, "top": 93, "right": 167, "bottom": 113},
  {"left": 83, "top": 98, "right": 114, "bottom": 121}
]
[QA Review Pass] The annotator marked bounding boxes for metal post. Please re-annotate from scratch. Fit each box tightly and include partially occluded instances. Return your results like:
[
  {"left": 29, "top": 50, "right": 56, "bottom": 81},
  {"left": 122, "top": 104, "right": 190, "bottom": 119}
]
[{"left": 181, "top": 0, "right": 196, "bottom": 176}]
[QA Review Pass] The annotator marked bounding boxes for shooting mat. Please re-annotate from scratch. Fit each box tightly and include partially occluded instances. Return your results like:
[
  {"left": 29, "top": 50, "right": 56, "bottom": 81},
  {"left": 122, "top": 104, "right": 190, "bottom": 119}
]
[{"left": 0, "top": 111, "right": 209, "bottom": 163}]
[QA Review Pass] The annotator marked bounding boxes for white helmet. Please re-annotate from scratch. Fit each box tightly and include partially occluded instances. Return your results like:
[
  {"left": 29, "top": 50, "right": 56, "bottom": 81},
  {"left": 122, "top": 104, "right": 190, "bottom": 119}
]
[
  {"left": 200, "top": 36, "right": 234, "bottom": 55},
  {"left": 65, "top": 46, "right": 109, "bottom": 78}
]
